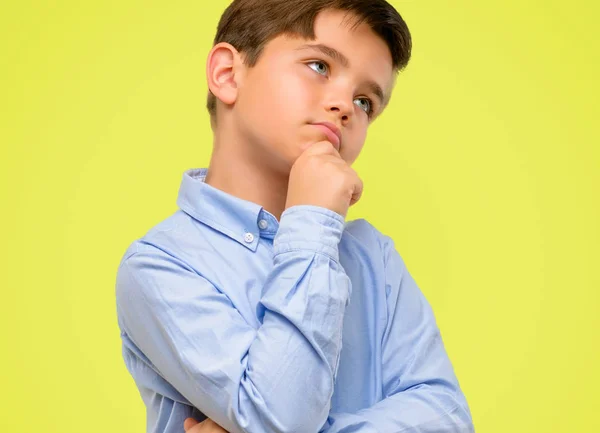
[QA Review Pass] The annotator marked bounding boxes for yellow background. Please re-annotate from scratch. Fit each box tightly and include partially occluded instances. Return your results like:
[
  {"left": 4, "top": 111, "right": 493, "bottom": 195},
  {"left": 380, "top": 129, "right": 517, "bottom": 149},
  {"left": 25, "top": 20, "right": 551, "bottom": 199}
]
[{"left": 2, "top": 1, "right": 598, "bottom": 432}]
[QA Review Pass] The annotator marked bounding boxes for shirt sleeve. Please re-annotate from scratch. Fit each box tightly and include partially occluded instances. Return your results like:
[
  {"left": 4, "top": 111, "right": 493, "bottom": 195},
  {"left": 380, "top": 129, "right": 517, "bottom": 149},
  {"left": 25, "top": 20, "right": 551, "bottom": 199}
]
[
  {"left": 115, "top": 205, "right": 351, "bottom": 433},
  {"left": 319, "top": 232, "right": 474, "bottom": 433}
]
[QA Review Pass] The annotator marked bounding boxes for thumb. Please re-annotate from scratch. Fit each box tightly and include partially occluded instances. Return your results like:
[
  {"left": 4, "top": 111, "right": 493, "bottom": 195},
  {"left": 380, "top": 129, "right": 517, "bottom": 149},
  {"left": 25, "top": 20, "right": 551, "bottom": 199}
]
[{"left": 184, "top": 417, "right": 200, "bottom": 431}]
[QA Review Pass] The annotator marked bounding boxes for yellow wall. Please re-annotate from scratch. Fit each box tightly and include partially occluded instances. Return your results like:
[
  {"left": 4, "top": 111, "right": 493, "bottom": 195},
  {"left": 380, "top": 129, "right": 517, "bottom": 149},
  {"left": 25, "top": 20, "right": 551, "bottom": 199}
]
[{"left": 2, "top": 1, "right": 598, "bottom": 432}]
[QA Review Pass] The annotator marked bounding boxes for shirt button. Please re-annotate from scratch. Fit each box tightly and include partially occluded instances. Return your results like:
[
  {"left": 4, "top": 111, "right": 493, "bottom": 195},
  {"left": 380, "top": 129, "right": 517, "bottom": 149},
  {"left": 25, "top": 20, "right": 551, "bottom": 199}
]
[
  {"left": 258, "top": 219, "right": 268, "bottom": 230},
  {"left": 244, "top": 232, "right": 255, "bottom": 243}
]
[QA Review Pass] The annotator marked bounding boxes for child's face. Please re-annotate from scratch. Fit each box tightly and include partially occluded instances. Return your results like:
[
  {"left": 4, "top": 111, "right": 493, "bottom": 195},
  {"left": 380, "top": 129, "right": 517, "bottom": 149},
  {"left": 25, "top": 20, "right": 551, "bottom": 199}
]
[{"left": 232, "top": 8, "right": 395, "bottom": 168}]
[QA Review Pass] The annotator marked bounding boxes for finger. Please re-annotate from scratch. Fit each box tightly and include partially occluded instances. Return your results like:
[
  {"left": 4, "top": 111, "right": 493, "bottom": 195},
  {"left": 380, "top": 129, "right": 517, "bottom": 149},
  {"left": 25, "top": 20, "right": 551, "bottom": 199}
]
[
  {"left": 184, "top": 417, "right": 200, "bottom": 431},
  {"left": 304, "top": 140, "right": 341, "bottom": 159},
  {"left": 205, "top": 418, "right": 229, "bottom": 432},
  {"left": 349, "top": 177, "right": 364, "bottom": 206}
]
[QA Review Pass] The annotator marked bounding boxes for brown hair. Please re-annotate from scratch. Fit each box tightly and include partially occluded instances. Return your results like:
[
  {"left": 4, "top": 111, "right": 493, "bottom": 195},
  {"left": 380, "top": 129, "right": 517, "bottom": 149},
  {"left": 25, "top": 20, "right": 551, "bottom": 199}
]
[{"left": 207, "top": 0, "right": 412, "bottom": 122}]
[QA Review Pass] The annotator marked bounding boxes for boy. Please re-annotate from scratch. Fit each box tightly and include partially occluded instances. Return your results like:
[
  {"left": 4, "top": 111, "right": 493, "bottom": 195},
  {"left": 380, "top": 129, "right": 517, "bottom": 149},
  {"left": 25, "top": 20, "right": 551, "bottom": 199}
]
[{"left": 115, "top": 0, "right": 474, "bottom": 432}]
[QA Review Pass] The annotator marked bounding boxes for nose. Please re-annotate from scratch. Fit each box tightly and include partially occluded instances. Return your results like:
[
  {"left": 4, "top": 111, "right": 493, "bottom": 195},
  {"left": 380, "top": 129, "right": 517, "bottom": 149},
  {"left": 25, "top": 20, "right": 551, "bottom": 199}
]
[
  {"left": 328, "top": 105, "right": 352, "bottom": 125},
  {"left": 325, "top": 92, "right": 353, "bottom": 125}
]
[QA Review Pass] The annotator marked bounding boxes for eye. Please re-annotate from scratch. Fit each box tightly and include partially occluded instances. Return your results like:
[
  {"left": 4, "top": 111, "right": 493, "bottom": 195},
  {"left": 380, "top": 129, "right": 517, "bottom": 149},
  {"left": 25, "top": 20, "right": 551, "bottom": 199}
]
[
  {"left": 354, "top": 97, "right": 374, "bottom": 117},
  {"left": 307, "top": 60, "right": 329, "bottom": 76}
]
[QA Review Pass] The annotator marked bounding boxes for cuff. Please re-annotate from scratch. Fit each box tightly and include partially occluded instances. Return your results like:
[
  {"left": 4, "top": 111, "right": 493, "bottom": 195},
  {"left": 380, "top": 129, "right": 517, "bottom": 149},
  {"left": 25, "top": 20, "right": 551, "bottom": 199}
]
[{"left": 274, "top": 205, "right": 346, "bottom": 261}]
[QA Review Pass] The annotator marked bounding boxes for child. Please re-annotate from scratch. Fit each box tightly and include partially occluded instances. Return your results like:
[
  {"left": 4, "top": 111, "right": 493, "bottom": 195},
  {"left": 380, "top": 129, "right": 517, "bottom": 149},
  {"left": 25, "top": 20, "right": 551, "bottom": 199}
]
[{"left": 115, "top": 1, "right": 474, "bottom": 432}]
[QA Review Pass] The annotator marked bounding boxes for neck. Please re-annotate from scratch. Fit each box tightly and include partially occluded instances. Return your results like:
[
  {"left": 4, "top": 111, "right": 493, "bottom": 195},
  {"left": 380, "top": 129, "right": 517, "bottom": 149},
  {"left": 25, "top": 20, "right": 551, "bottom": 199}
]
[{"left": 205, "top": 121, "right": 290, "bottom": 222}]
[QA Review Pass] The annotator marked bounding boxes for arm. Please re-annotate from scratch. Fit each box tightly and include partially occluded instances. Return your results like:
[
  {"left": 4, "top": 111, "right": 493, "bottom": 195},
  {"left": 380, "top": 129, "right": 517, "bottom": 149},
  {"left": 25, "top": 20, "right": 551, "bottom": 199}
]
[
  {"left": 116, "top": 206, "right": 351, "bottom": 433},
  {"left": 319, "top": 232, "right": 474, "bottom": 433}
]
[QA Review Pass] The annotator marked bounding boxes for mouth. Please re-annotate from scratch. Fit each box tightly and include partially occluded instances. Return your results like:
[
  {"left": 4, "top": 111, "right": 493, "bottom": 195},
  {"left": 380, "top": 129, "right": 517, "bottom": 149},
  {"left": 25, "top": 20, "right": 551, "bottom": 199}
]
[{"left": 311, "top": 122, "right": 342, "bottom": 151}]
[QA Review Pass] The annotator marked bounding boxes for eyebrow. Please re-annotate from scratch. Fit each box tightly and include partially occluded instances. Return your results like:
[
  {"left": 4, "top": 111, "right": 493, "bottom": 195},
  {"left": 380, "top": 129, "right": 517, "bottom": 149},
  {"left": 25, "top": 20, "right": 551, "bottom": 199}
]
[{"left": 295, "top": 43, "right": 386, "bottom": 107}]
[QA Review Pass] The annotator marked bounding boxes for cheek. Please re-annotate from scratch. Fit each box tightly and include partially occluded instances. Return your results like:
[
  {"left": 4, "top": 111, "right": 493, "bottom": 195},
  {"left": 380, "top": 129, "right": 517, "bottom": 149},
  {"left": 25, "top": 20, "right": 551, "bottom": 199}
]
[
  {"left": 344, "top": 127, "right": 368, "bottom": 161},
  {"left": 272, "top": 70, "right": 312, "bottom": 108}
]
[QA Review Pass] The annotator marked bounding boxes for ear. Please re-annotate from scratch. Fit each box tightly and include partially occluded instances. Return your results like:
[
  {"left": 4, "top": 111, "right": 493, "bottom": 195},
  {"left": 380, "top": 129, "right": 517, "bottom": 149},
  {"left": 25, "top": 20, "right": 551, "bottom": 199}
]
[{"left": 206, "top": 42, "right": 245, "bottom": 108}]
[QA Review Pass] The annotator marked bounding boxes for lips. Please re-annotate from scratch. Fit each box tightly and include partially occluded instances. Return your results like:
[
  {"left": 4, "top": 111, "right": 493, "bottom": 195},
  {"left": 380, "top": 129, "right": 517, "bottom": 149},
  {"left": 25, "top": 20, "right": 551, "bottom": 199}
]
[{"left": 312, "top": 122, "right": 342, "bottom": 150}]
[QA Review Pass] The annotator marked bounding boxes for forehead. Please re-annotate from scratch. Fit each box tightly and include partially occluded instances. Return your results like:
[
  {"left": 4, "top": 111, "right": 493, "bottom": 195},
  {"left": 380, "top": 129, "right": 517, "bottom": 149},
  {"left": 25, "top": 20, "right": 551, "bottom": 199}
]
[{"left": 312, "top": 9, "right": 392, "bottom": 66}]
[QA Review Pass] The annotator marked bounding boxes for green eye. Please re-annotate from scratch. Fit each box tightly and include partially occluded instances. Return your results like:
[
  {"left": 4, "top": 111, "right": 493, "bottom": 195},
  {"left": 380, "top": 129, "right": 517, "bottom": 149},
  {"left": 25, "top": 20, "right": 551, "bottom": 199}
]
[{"left": 307, "top": 61, "right": 328, "bottom": 75}]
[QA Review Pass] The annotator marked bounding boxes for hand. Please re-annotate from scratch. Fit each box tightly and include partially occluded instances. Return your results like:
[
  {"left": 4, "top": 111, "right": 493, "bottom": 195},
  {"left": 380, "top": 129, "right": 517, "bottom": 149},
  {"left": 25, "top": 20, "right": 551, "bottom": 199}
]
[
  {"left": 184, "top": 417, "right": 229, "bottom": 433},
  {"left": 285, "top": 141, "right": 363, "bottom": 219}
]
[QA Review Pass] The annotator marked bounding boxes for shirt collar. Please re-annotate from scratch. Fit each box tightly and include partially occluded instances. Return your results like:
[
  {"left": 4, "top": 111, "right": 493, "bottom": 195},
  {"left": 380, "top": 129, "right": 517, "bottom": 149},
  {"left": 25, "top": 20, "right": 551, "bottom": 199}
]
[{"left": 176, "top": 168, "right": 279, "bottom": 251}]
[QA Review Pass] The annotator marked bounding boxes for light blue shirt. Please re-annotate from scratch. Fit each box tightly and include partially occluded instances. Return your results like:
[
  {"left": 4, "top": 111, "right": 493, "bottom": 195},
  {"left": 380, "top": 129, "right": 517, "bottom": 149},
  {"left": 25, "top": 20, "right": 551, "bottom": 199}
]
[{"left": 115, "top": 167, "right": 474, "bottom": 433}]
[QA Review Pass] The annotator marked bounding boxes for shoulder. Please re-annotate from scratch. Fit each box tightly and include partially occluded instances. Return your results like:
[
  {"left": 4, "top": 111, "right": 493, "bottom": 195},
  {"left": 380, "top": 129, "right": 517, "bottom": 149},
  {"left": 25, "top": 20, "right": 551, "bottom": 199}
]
[
  {"left": 115, "top": 211, "right": 206, "bottom": 314},
  {"left": 117, "top": 210, "right": 196, "bottom": 268},
  {"left": 342, "top": 217, "right": 397, "bottom": 251},
  {"left": 342, "top": 217, "right": 405, "bottom": 267}
]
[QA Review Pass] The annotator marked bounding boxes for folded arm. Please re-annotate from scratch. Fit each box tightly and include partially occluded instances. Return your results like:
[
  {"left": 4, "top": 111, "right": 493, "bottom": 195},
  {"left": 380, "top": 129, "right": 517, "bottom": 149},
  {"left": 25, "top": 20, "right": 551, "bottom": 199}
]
[
  {"left": 116, "top": 206, "right": 351, "bottom": 433},
  {"left": 320, "top": 231, "right": 474, "bottom": 433}
]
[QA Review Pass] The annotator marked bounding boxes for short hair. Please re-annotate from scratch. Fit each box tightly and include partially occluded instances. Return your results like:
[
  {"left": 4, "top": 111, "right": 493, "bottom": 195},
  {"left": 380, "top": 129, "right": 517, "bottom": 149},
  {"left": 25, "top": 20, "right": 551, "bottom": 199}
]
[{"left": 207, "top": 0, "right": 412, "bottom": 122}]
